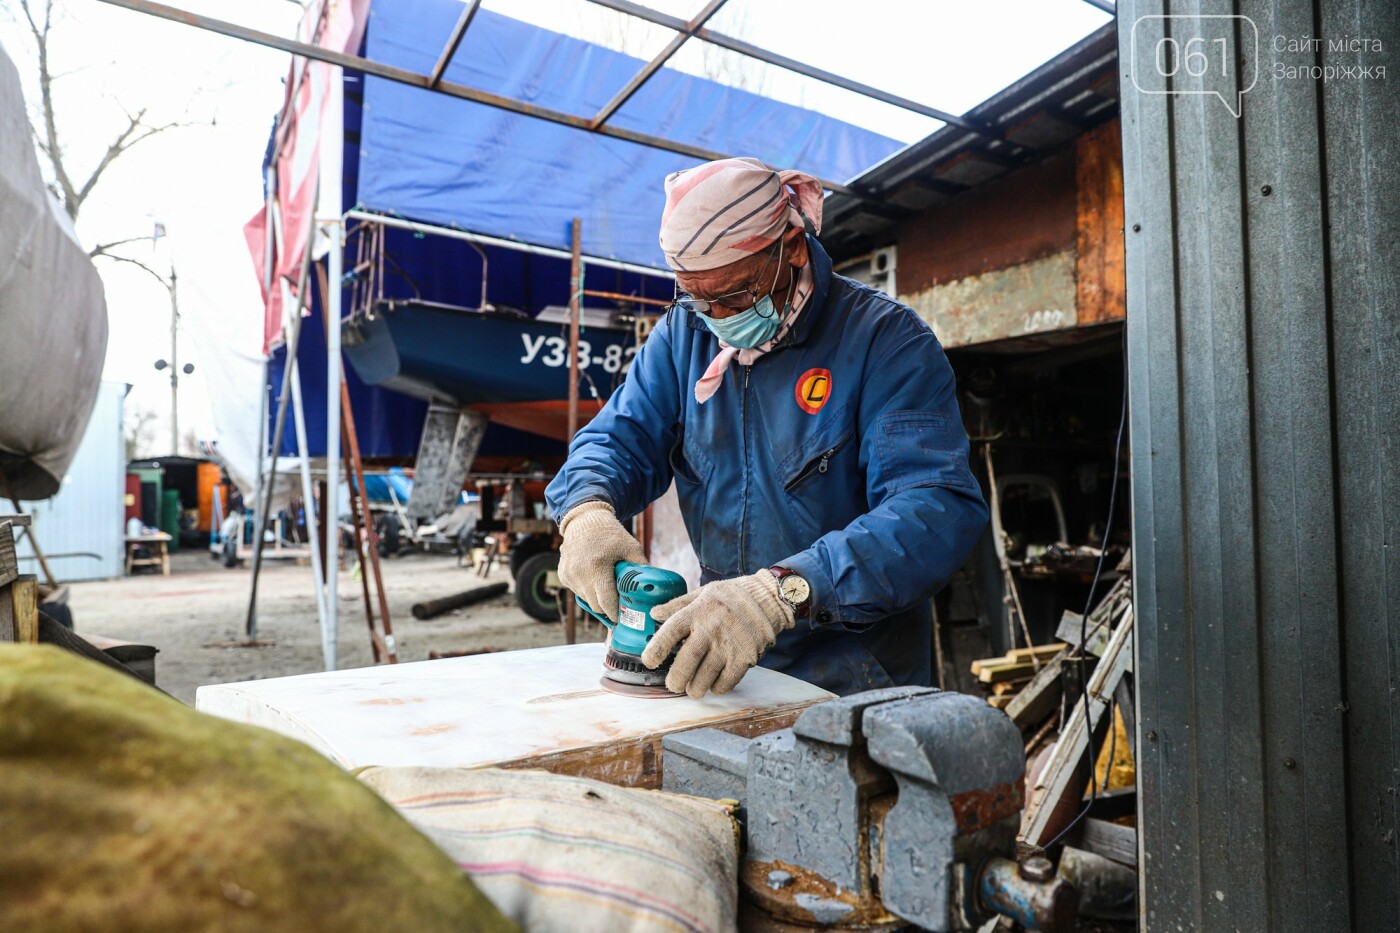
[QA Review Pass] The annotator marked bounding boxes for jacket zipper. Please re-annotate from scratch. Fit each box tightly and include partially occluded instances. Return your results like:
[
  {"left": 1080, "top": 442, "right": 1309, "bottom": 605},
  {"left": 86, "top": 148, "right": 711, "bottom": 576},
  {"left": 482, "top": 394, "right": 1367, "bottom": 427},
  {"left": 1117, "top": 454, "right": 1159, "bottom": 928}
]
[
  {"left": 739, "top": 365, "right": 751, "bottom": 570},
  {"left": 784, "top": 437, "right": 849, "bottom": 492}
]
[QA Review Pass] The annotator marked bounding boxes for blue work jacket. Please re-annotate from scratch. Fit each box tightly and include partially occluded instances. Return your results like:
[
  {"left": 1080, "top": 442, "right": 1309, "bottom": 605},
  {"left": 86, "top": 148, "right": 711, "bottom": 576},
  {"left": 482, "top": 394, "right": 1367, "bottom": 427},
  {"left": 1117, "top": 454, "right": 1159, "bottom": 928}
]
[{"left": 545, "top": 236, "right": 987, "bottom": 695}]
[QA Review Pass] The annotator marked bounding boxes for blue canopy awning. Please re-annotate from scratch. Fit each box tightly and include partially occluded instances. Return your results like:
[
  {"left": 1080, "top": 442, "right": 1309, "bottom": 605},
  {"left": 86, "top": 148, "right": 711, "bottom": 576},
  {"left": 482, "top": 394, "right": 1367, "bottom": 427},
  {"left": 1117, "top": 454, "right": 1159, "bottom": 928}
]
[{"left": 353, "top": 0, "right": 903, "bottom": 269}]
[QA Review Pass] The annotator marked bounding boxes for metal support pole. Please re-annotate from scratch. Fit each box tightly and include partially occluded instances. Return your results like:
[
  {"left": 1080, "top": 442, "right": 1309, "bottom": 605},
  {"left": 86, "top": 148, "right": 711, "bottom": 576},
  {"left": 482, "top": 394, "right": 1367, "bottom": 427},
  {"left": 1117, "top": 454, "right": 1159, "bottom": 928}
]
[
  {"left": 320, "top": 50, "right": 346, "bottom": 672},
  {"left": 315, "top": 261, "right": 397, "bottom": 663},
  {"left": 245, "top": 310, "right": 304, "bottom": 640},
  {"left": 252, "top": 355, "right": 269, "bottom": 549},
  {"left": 428, "top": 0, "right": 483, "bottom": 88},
  {"left": 564, "top": 218, "right": 583, "bottom": 645},
  {"left": 168, "top": 268, "right": 180, "bottom": 454},
  {"left": 589, "top": 0, "right": 729, "bottom": 129},
  {"left": 245, "top": 180, "right": 319, "bottom": 642},
  {"left": 288, "top": 342, "right": 328, "bottom": 630},
  {"left": 323, "top": 221, "right": 342, "bottom": 671}
]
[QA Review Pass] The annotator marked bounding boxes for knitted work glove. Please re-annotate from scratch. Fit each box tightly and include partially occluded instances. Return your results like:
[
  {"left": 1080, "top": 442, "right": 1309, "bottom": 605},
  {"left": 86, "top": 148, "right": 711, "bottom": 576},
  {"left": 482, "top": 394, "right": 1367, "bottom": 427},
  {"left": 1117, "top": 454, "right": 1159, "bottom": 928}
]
[
  {"left": 641, "top": 571, "right": 796, "bottom": 699},
  {"left": 556, "top": 501, "right": 646, "bottom": 622}
]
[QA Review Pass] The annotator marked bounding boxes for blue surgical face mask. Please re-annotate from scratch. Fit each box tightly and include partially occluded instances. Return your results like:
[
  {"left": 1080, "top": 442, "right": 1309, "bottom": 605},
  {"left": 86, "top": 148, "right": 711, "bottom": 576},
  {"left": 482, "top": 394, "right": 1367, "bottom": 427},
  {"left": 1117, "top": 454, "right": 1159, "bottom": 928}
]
[
  {"left": 698, "top": 239, "right": 787, "bottom": 349},
  {"left": 702, "top": 293, "right": 785, "bottom": 348}
]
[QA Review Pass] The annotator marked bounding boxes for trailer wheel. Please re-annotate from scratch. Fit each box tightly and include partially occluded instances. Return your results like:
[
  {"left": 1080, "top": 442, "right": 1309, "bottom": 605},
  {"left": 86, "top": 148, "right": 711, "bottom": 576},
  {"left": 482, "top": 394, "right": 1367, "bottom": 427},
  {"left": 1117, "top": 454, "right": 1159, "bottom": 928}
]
[
  {"left": 376, "top": 514, "right": 402, "bottom": 557},
  {"left": 509, "top": 535, "right": 550, "bottom": 580},
  {"left": 515, "top": 550, "right": 562, "bottom": 622}
]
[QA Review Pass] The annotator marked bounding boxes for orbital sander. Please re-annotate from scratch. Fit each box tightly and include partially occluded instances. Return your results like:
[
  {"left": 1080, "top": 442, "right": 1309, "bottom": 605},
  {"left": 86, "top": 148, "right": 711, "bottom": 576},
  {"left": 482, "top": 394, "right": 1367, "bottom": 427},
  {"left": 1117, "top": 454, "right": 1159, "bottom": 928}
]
[{"left": 576, "top": 561, "right": 687, "bottom": 698}]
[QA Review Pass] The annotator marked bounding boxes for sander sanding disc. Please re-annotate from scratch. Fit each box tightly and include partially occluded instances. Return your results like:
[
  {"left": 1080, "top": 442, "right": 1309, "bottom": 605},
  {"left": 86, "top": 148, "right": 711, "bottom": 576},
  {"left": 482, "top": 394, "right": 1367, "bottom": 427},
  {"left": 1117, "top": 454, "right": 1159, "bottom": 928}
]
[{"left": 599, "top": 676, "right": 684, "bottom": 699}]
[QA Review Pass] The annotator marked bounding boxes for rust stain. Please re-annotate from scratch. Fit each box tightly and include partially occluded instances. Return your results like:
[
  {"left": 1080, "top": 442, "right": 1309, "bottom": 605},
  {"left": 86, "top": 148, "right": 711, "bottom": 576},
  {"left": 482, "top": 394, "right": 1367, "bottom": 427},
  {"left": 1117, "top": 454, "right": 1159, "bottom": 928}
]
[
  {"left": 360, "top": 696, "right": 425, "bottom": 706},
  {"left": 1075, "top": 117, "right": 1126, "bottom": 325},
  {"left": 950, "top": 775, "right": 1026, "bottom": 834},
  {"left": 594, "top": 721, "right": 624, "bottom": 738},
  {"left": 409, "top": 722, "right": 459, "bottom": 736}
]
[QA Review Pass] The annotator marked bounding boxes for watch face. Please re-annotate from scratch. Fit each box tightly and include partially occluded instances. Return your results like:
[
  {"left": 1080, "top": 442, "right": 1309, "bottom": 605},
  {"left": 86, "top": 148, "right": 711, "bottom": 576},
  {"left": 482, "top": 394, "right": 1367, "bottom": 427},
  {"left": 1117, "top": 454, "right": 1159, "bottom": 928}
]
[{"left": 780, "top": 574, "right": 810, "bottom": 605}]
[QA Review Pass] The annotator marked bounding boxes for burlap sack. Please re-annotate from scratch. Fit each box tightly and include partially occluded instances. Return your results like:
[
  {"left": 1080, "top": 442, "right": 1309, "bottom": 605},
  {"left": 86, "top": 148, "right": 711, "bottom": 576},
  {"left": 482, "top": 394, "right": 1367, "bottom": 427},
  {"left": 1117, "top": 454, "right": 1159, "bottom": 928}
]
[
  {"left": 359, "top": 766, "right": 741, "bottom": 933},
  {"left": 0, "top": 644, "right": 515, "bottom": 932}
]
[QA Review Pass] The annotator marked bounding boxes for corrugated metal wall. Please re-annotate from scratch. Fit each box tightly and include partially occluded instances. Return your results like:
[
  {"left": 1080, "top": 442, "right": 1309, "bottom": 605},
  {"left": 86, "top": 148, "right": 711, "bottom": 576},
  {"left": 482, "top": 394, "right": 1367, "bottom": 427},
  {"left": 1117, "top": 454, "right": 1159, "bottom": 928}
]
[
  {"left": 1119, "top": 1, "right": 1398, "bottom": 929},
  {"left": 16, "top": 381, "right": 126, "bottom": 582}
]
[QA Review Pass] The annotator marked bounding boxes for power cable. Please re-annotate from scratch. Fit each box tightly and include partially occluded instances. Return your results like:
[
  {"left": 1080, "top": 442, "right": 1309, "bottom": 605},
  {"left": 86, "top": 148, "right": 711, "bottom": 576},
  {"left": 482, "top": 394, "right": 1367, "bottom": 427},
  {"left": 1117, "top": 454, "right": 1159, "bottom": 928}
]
[{"left": 1044, "top": 327, "right": 1129, "bottom": 851}]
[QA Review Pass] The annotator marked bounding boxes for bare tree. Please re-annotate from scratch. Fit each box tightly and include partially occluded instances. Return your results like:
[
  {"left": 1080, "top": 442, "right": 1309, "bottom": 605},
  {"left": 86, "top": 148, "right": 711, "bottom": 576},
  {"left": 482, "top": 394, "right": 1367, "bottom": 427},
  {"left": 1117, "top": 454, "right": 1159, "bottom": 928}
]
[
  {"left": 10, "top": 0, "right": 190, "bottom": 281},
  {"left": 124, "top": 406, "right": 160, "bottom": 461}
]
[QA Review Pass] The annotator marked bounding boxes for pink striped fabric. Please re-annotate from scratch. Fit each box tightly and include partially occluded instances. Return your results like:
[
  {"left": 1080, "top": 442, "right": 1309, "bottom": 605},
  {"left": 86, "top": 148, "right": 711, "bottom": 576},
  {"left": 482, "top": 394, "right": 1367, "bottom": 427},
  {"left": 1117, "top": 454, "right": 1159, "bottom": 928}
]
[
  {"left": 358, "top": 766, "right": 741, "bottom": 933},
  {"left": 659, "top": 157, "right": 824, "bottom": 273}
]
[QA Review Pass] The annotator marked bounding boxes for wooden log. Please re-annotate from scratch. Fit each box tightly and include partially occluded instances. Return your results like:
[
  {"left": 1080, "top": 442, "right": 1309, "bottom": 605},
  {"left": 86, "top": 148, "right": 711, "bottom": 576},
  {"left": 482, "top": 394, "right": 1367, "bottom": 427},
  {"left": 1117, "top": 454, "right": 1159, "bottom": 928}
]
[{"left": 411, "top": 582, "right": 510, "bottom": 620}]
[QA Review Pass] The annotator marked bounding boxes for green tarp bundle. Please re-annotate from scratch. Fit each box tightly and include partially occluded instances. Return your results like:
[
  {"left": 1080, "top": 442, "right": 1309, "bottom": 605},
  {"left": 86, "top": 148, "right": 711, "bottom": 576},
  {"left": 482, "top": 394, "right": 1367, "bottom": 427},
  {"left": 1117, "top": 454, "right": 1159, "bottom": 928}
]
[{"left": 0, "top": 645, "right": 514, "bottom": 932}]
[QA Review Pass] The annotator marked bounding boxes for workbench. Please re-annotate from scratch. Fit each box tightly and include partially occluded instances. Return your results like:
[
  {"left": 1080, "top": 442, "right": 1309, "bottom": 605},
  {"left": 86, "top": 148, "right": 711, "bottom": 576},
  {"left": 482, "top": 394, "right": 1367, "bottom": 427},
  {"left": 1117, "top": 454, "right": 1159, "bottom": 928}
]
[
  {"left": 124, "top": 532, "right": 172, "bottom": 576},
  {"left": 196, "top": 643, "right": 833, "bottom": 787}
]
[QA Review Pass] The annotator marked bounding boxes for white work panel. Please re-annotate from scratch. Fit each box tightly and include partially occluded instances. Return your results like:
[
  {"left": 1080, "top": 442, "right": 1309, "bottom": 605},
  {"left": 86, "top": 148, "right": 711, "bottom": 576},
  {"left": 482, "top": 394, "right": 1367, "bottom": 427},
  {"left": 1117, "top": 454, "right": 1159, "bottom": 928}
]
[{"left": 196, "top": 643, "right": 831, "bottom": 771}]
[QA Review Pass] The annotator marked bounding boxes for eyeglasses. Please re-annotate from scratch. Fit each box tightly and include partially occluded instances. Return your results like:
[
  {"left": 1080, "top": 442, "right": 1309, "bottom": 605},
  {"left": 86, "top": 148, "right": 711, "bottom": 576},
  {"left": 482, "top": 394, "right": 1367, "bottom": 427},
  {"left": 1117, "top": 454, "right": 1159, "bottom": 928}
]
[
  {"left": 672, "top": 238, "right": 785, "bottom": 318},
  {"left": 672, "top": 284, "right": 759, "bottom": 317}
]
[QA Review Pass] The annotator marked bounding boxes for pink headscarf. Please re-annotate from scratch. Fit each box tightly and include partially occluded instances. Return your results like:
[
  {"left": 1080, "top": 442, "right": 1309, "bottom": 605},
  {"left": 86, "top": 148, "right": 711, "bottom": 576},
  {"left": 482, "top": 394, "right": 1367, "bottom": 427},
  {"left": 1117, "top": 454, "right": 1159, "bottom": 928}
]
[
  {"left": 659, "top": 157, "right": 824, "bottom": 272},
  {"left": 659, "top": 159, "right": 825, "bottom": 402}
]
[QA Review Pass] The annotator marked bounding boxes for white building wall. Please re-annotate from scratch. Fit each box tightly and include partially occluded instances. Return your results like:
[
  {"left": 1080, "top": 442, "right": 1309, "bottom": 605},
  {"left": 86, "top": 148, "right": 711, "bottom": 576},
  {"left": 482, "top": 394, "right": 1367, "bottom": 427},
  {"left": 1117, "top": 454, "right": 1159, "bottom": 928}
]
[{"left": 16, "top": 381, "right": 126, "bottom": 582}]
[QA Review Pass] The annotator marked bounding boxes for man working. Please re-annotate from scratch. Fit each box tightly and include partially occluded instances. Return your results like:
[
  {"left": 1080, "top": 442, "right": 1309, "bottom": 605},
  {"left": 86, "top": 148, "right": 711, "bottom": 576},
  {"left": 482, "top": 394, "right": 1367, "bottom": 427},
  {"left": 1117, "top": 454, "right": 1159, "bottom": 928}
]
[{"left": 544, "top": 158, "right": 987, "bottom": 698}]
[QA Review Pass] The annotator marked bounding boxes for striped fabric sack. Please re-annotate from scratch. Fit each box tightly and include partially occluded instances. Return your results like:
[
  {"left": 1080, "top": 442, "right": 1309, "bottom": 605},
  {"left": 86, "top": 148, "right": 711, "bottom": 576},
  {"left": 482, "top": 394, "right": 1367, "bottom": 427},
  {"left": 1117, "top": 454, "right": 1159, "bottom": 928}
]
[{"left": 358, "top": 767, "right": 740, "bottom": 933}]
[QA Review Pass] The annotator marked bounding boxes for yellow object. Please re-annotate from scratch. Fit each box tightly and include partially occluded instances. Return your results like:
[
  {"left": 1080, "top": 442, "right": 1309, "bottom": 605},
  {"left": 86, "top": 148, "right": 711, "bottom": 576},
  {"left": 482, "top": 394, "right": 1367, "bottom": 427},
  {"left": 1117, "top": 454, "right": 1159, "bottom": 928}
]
[
  {"left": 1093, "top": 704, "right": 1136, "bottom": 791},
  {"left": 0, "top": 645, "right": 515, "bottom": 932}
]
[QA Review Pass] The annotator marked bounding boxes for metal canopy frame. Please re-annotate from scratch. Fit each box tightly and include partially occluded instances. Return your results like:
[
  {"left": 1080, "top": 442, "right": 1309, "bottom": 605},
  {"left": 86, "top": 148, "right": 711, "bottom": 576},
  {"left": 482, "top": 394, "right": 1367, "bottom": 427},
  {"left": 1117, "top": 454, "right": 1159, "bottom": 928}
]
[{"left": 96, "top": 0, "right": 1115, "bottom": 196}]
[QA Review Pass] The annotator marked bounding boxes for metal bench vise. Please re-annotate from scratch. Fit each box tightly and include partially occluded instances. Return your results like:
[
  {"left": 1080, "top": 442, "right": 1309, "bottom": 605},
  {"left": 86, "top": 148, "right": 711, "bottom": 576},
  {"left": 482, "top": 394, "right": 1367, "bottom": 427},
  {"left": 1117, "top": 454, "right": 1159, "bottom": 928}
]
[{"left": 662, "top": 687, "right": 1077, "bottom": 931}]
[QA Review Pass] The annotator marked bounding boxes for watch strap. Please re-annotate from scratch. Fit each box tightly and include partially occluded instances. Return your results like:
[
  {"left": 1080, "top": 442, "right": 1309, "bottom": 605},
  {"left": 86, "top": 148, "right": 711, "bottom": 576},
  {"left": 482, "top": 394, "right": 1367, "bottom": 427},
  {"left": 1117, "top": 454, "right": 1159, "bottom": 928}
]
[{"left": 768, "top": 566, "right": 810, "bottom": 619}]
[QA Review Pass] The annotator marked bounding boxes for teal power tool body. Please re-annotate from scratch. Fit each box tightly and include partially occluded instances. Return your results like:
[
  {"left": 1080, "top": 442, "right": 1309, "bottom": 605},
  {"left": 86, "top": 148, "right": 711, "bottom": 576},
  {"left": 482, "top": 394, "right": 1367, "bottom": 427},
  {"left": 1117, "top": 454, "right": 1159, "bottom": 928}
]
[{"left": 576, "top": 561, "right": 688, "bottom": 698}]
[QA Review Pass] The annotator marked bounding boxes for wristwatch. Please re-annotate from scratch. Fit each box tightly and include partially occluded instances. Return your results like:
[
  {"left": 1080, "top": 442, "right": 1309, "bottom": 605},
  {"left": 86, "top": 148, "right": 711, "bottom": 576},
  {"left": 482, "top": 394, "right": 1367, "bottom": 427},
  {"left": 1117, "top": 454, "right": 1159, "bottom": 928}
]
[{"left": 769, "top": 566, "right": 811, "bottom": 619}]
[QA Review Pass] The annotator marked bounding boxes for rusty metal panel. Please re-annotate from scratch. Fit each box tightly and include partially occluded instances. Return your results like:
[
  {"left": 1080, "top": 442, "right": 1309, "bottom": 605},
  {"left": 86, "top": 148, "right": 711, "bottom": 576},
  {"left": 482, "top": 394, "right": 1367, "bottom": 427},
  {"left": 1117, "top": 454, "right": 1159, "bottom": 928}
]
[
  {"left": 900, "top": 251, "right": 1076, "bottom": 349},
  {"left": 1120, "top": 0, "right": 1399, "bottom": 930},
  {"left": 1074, "top": 118, "right": 1126, "bottom": 324},
  {"left": 894, "top": 151, "right": 1077, "bottom": 294},
  {"left": 896, "top": 249, "right": 1069, "bottom": 347}
]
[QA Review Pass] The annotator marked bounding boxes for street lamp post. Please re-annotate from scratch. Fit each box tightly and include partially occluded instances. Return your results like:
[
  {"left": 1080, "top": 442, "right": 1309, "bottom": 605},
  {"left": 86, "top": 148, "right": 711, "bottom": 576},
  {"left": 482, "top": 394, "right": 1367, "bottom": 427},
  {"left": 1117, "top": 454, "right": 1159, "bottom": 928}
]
[
  {"left": 168, "top": 267, "right": 179, "bottom": 453},
  {"left": 152, "top": 263, "right": 193, "bottom": 455}
]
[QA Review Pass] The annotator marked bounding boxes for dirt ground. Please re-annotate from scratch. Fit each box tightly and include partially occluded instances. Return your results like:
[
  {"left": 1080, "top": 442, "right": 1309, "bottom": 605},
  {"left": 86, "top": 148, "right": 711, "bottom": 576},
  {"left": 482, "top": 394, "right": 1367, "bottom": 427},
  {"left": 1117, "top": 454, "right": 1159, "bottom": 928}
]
[{"left": 66, "top": 547, "right": 605, "bottom": 705}]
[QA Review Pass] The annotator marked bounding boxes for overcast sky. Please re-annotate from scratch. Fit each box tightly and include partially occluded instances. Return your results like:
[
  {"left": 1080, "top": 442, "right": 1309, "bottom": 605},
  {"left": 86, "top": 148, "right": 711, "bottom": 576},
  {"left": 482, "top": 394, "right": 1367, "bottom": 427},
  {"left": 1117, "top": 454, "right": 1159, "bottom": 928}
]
[{"left": 1, "top": 0, "right": 1109, "bottom": 454}]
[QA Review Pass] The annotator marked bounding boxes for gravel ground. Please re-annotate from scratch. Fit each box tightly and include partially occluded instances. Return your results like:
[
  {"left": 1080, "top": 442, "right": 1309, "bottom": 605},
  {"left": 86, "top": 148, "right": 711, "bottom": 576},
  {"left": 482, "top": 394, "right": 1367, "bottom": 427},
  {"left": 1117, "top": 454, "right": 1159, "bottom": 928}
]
[{"left": 66, "top": 548, "right": 604, "bottom": 705}]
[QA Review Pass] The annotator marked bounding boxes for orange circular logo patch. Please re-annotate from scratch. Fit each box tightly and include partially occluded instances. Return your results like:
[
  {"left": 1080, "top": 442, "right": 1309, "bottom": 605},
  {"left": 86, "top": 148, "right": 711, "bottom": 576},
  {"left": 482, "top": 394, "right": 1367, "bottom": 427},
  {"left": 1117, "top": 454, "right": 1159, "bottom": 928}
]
[{"left": 795, "top": 368, "right": 833, "bottom": 415}]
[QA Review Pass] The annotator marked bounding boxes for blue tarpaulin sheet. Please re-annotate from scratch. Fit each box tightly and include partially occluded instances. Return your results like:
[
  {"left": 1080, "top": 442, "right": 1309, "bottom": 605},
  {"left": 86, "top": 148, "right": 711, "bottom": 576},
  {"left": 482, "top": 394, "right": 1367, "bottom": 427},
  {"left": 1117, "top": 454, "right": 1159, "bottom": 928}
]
[
  {"left": 355, "top": 0, "right": 902, "bottom": 268},
  {"left": 279, "top": 0, "right": 903, "bottom": 457}
]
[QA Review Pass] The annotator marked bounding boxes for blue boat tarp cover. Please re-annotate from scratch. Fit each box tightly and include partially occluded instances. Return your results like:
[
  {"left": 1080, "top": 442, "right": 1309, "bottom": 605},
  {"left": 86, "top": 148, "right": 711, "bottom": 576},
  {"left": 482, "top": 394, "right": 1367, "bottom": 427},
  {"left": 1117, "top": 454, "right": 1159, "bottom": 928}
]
[
  {"left": 356, "top": 0, "right": 902, "bottom": 268},
  {"left": 361, "top": 466, "right": 477, "bottom": 506}
]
